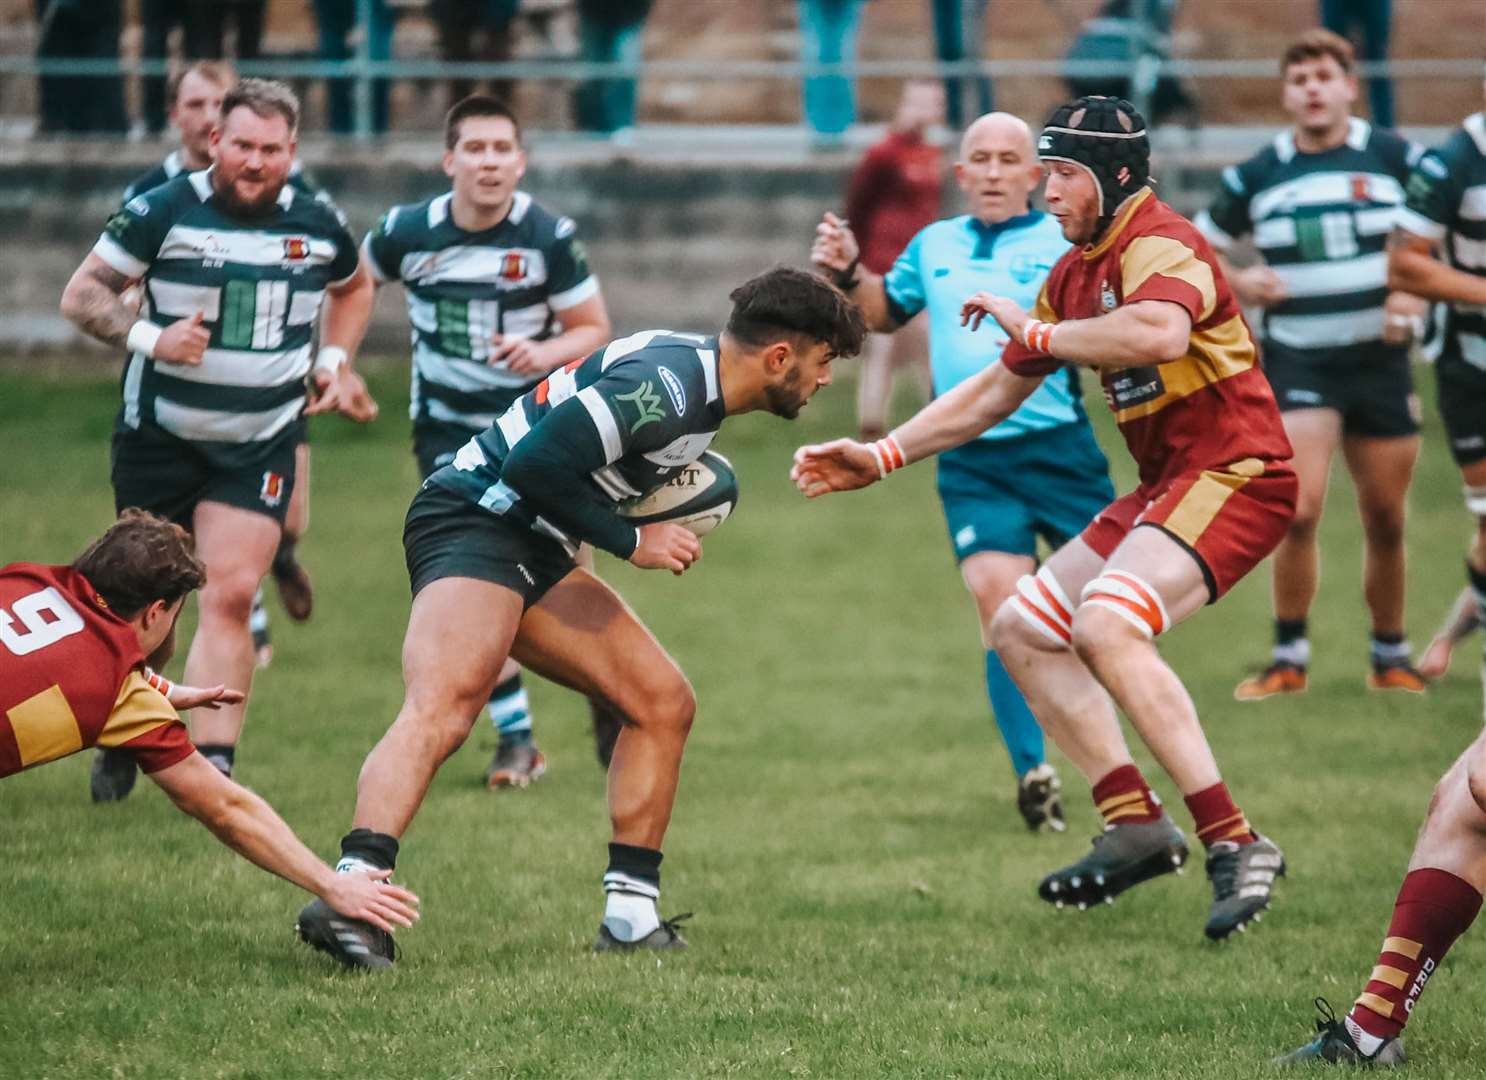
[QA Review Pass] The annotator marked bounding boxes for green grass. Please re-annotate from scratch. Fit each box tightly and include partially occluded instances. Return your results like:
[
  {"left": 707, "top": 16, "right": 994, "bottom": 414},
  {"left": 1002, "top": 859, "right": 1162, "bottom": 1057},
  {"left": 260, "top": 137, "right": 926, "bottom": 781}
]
[{"left": 2, "top": 362, "right": 1485, "bottom": 1079}]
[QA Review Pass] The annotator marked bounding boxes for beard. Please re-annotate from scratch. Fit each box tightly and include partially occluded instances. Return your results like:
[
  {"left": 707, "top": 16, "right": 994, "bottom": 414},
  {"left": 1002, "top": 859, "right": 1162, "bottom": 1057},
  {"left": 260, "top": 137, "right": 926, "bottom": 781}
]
[
  {"left": 764, "top": 368, "right": 809, "bottom": 419},
  {"left": 212, "top": 168, "right": 285, "bottom": 215}
]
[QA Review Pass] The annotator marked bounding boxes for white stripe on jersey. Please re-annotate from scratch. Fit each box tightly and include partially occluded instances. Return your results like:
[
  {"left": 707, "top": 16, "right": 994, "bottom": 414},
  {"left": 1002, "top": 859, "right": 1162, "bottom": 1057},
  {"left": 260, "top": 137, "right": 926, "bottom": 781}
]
[
  {"left": 153, "top": 394, "right": 302, "bottom": 443},
  {"left": 544, "top": 366, "right": 580, "bottom": 408},
  {"left": 698, "top": 348, "right": 719, "bottom": 403},
  {"left": 549, "top": 275, "right": 599, "bottom": 311},
  {"left": 415, "top": 346, "right": 524, "bottom": 393},
  {"left": 642, "top": 431, "right": 718, "bottom": 468},
  {"left": 426, "top": 398, "right": 500, "bottom": 429},
  {"left": 157, "top": 225, "right": 340, "bottom": 269},
  {"left": 158, "top": 342, "right": 311, "bottom": 389},
  {"left": 1268, "top": 308, "right": 1386, "bottom": 349},
  {"left": 591, "top": 464, "right": 642, "bottom": 501},
  {"left": 496, "top": 402, "right": 531, "bottom": 449},
  {"left": 1396, "top": 206, "right": 1447, "bottom": 241},
  {"left": 501, "top": 303, "right": 551, "bottom": 340},
  {"left": 1193, "top": 210, "right": 1236, "bottom": 250},
  {"left": 252, "top": 280, "right": 289, "bottom": 350},
  {"left": 1249, "top": 171, "right": 1405, "bottom": 225},
  {"left": 1462, "top": 185, "right": 1486, "bottom": 221},
  {"left": 578, "top": 385, "right": 623, "bottom": 463},
  {"left": 122, "top": 353, "right": 145, "bottom": 428},
  {"left": 93, "top": 235, "right": 148, "bottom": 278},
  {"left": 399, "top": 246, "right": 549, "bottom": 288},
  {"left": 287, "top": 289, "right": 323, "bottom": 326},
  {"left": 530, "top": 515, "right": 578, "bottom": 555},
  {"left": 600, "top": 329, "right": 682, "bottom": 368},
  {"left": 1463, "top": 333, "right": 1486, "bottom": 370},
  {"left": 1271, "top": 252, "right": 1388, "bottom": 298},
  {"left": 148, "top": 278, "right": 222, "bottom": 321},
  {"left": 1454, "top": 234, "right": 1486, "bottom": 270}
]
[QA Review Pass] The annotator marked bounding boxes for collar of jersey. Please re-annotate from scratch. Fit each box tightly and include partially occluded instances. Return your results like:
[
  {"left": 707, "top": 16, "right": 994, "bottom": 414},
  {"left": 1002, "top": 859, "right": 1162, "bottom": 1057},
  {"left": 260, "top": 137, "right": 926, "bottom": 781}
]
[
  {"left": 965, "top": 209, "right": 1041, "bottom": 241},
  {"left": 1082, "top": 187, "right": 1153, "bottom": 261}
]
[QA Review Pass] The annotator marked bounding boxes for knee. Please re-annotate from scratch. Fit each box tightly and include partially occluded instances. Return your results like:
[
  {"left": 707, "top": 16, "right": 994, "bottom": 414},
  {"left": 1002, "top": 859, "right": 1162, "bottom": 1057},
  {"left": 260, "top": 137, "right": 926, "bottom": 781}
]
[
  {"left": 622, "top": 668, "right": 697, "bottom": 739},
  {"left": 197, "top": 568, "right": 260, "bottom": 623},
  {"left": 1360, "top": 504, "right": 1406, "bottom": 549},
  {"left": 396, "top": 694, "right": 480, "bottom": 762},
  {"left": 1069, "top": 603, "right": 1147, "bottom": 669},
  {"left": 990, "top": 595, "right": 1045, "bottom": 657},
  {"left": 1285, "top": 507, "right": 1321, "bottom": 543}
]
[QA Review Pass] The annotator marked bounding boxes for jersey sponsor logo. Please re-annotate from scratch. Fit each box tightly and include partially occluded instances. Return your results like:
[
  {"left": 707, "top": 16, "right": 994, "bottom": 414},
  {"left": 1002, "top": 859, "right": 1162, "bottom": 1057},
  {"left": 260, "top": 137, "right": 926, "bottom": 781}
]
[
  {"left": 1105, "top": 366, "right": 1165, "bottom": 410},
  {"left": 657, "top": 366, "right": 686, "bottom": 414},
  {"left": 615, "top": 380, "right": 668, "bottom": 433},
  {"left": 260, "top": 470, "right": 285, "bottom": 507},
  {"left": 125, "top": 196, "right": 151, "bottom": 216},
  {"left": 1100, "top": 279, "right": 1118, "bottom": 312},
  {"left": 500, "top": 252, "right": 529, "bottom": 282},
  {"left": 282, "top": 236, "right": 310, "bottom": 260}
]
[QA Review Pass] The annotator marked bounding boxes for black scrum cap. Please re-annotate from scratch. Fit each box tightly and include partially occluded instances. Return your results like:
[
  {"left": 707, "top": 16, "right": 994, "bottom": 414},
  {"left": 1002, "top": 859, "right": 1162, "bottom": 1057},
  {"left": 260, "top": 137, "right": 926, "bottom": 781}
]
[{"left": 1037, "top": 96, "right": 1151, "bottom": 228}]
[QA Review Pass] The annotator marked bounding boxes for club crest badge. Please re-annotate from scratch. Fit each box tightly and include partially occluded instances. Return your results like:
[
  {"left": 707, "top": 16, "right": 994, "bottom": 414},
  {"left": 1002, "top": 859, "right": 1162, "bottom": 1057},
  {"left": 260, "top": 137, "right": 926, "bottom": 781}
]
[
  {"left": 1100, "top": 280, "right": 1117, "bottom": 312},
  {"left": 282, "top": 236, "right": 310, "bottom": 260},
  {"left": 260, "top": 471, "right": 285, "bottom": 507},
  {"left": 499, "top": 252, "right": 528, "bottom": 281}
]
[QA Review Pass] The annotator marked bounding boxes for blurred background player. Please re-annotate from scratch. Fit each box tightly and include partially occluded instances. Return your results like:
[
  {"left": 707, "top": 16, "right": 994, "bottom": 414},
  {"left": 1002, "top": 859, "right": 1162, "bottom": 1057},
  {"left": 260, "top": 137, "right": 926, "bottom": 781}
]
[
  {"left": 1389, "top": 83, "right": 1486, "bottom": 682},
  {"left": 1195, "top": 30, "right": 1428, "bottom": 700},
  {"left": 59, "top": 80, "right": 377, "bottom": 800},
  {"left": 295, "top": 269, "right": 864, "bottom": 968},
  {"left": 796, "top": 97, "right": 1296, "bottom": 941},
  {"left": 813, "top": 110, "right": 1114, "bottom": 832},
  {"left": 362, "top": 95, "right": 615, "bottom": 789},
  {"left": 1, "top": 511, "right": 419, "bottom": 948},
  {"left": 841, "top": 79, "right": 943, "bottom": 442}
]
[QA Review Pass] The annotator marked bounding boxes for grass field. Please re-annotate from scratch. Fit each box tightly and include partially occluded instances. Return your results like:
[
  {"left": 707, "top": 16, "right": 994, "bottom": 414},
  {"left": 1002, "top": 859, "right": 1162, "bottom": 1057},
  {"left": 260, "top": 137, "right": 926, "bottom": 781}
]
[{"left": 3, "top": 361, "right": 1486, "bottom": 1079}]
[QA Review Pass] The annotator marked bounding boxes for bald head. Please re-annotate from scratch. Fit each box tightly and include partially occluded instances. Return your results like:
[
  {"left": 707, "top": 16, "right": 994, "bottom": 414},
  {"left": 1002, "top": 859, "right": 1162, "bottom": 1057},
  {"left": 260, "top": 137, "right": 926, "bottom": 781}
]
[{"left": 954, "top": 112, "right": 1043, "bottom": 224}]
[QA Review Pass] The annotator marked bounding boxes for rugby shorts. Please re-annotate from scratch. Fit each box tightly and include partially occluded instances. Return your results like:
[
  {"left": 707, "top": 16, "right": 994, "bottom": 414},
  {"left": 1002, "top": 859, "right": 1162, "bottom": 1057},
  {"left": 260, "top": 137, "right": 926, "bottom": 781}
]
[
  {"left": 412, "top": 420, "right": 485, "bottom": 481},
  {"left": 403, "top": 483, "right": 575, "bottom": 609},
  {"left": 1435, "top": 350, "right": 1486, "bottom": 467},
  {"left": 1261, "top": 339, "right": 1419, "bottom": 438},
  {"left": 111, "top": 418, "right": 301, "bottom": 527},
  {"left": 1079, "top": 458, "right": 1297, "bottom": 603},
  {"left": 936, "top": 422, "right": 1114, "bottom": 561}
]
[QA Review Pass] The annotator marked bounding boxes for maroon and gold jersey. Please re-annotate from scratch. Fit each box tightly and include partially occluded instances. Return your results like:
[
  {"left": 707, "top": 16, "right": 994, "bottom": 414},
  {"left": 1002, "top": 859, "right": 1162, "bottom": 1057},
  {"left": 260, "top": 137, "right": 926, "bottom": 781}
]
[
  {"left": 1003, "top": 188, "right": 1292, "bottom": 491},
  {"left": 0, "top": 564, "right": 193, "bottom": 778}
]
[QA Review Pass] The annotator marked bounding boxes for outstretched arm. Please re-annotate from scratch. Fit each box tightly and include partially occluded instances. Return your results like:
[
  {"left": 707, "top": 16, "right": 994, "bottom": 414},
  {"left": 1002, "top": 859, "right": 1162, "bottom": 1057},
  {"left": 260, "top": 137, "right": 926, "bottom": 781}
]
[
  {"left": 793, "top": 360, "right": 1043, "bottom": 497},
  {"left": 149, "top": 752, "right": 420, "bottom": 933},
  {"left": 964, "top": 291, "right": 1191, "bottom": 370}
]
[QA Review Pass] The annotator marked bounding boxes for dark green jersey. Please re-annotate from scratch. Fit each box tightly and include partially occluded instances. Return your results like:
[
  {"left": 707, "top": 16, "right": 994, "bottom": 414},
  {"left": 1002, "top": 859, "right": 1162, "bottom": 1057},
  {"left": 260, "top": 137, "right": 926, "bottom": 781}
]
[
  {"left": 362, "top": 190, "right": 598, "bottom": 432},
  {"left": 1195, "top": 118, "right": 1421, "bottom": 352},
  {"left": 1397, "top": 113, "right": 1486, "bottom": 368},
  {"left": 92, "top": 168, "right": 360, "bottom": 445},
  {"left": 427, "top": 329, "right": 726, "bottom": 558}
]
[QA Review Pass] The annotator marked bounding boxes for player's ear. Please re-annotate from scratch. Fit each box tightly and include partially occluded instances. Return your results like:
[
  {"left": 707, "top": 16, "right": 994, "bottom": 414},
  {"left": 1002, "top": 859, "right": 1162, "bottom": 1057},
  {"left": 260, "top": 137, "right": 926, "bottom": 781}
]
[
  {"left": 764, "top": 341, "right": 794, "bottom": 376},
  {"left": 442, "top": 149, "right": 456, "bottom": 179}
]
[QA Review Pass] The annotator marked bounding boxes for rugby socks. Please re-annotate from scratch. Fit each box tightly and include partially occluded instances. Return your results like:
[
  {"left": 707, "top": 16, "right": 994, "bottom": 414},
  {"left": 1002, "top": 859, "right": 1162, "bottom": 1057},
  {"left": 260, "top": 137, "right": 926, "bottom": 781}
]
[
  {"left": 249, "top": 588, "right": 270, "bottom": 649},
  {"left": 1092, "top": 764, "right": 1162, "bottom": 826},
  {"left": 336, "top": 828, "right": 399, "bottom": 874},
  {"left": 1370, "top": 631, "right": 1411, "bottom": 671},
  {"left": 1466, "top": 560, "right": 1486, "bottom": 626},
  {"left": 1347, "top": 868, "right": 1482, "bottom": 1050},
  {"left": 1272, "top": 618, "right": 1310, "bottom": 669},
  {"left": 603, "top": 842, "right": 662, "bottom": 942},
  {"left": 1184, "top": 782, "right": 1256, "bottom": 846},
  {"left": 489, "top": 673, "right": 533, "bottom": 746},
  {"left": 198, "top": 744, "right": 235, "bottom": 778},
  {"left": 984, "top": 651, "right": 1045, "bottom": 777}
]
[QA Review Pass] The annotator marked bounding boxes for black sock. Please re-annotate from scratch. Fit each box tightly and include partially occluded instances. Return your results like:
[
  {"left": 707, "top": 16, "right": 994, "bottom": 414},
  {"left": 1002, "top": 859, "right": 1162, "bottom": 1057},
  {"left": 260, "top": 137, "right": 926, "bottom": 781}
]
[
  {"left": 197, "top": 744, "right": 235, "bottom": 777},
  {"left": 1275, "top": 618, "right": 1307, "bottom": 646},
  {"left": 339, "top": 828, "right": 399, "bottom": 872},
  {"left": 606, "top": 842, "right": 662, "bottom": 889},
  {"left": 272, "top": 536, "right": 298, "bottom": 575}
]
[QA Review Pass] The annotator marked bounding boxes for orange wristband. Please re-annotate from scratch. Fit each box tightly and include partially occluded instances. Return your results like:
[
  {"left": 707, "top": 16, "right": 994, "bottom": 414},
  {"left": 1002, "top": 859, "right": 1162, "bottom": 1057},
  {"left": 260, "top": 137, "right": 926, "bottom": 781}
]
[
  {"left": 145, "top": 667, "right": 174, "bottom": 699},
  {"left": 870, "top": 434, "right": 906, "bottom": 478},
  {"left": 1023, "top": 320, "right": 1059, "bottom": 354}
]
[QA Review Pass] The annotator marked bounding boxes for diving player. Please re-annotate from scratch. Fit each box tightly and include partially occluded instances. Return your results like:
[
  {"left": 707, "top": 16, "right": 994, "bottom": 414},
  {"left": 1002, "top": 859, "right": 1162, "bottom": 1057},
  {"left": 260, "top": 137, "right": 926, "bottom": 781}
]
[{"left": 795, "top": 97, "right": 1296, "bottom": 941}]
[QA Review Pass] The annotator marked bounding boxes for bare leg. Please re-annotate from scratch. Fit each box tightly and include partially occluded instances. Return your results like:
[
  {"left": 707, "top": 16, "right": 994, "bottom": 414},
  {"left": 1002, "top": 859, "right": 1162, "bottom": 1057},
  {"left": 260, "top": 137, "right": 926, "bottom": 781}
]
[
  {"left": 1420, "top": 588, "right": 1480, "bottom": 679},
  {"left": 1343, "top": 433, "right": 1419, "bottom": 639},
  {"left": 856, "top": 332, "right": 895, "bottom": 441},
  {"left": 285, "top": 442, "right": 311, "bottom": 542},
  {"left": 183, "top": 501, "right": 281, "bottom": 748},
  {"left": 1271, "top": 409, "right": 1341, "bottom": 624}
]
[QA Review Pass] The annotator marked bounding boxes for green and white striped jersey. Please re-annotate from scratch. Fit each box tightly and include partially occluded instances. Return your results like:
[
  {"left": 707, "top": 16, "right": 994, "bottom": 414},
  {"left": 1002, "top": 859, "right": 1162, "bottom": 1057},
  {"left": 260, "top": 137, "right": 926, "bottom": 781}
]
[
  {"left": 92, "top": 168, "right": 360, "bottom": 448},
  {"left": 427, "top": 329, "right": 726, "bottom": 558},
  {"left": 362, "top": 190, "right": 599, "bottom": 433},
  {"left": 1397, "top": 113, "right": 1486, "bottom": 370},
  {"left": 1196, "top": 118, "right": 1421, "bottom": 352}
]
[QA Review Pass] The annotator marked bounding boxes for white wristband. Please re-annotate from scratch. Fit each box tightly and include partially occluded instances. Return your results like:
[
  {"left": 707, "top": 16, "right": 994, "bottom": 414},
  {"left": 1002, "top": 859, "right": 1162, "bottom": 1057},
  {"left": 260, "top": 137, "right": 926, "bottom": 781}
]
[
  {"left": 314, "top": 346, "right": 348, "bottom": 375},
  {"left": 126, "top": 319, "right": 163, "bottom": 358}
]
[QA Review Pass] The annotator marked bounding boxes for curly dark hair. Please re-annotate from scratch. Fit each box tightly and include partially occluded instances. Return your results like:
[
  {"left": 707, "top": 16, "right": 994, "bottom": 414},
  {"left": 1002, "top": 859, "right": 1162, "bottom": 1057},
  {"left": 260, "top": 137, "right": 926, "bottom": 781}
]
[
  {"left": 726, "top": 266, "right": 867, "bottom": 359},
  {"left": 72, "top": 509, "right": 206, "bottom": 619}
]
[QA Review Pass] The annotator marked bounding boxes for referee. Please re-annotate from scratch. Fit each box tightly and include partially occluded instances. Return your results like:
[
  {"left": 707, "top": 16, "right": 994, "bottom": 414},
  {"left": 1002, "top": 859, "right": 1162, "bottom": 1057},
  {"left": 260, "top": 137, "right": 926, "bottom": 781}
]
[{"left": 811, "top": 111, "right": 1114, "bottom": 832}]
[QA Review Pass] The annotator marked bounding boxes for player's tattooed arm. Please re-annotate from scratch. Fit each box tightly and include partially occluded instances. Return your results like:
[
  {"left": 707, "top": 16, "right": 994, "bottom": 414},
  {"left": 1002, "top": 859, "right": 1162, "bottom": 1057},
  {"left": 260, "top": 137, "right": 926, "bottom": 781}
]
[{"left": 60, "top": 254, "right": 139, "bottom": 348}]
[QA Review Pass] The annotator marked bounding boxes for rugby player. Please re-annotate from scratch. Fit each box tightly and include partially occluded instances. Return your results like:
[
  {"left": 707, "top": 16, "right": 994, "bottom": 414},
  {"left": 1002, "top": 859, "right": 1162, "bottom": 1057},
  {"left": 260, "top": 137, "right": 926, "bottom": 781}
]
[
  {"left": 795, "top": 97, "right": 1296, "bottom": 940},
  {"left": 59, "top": 79, "right": 377, "bottom": 790},
  {"left": 1389, "top": 82, "right": 1486, "bottom": 682},
  {"left": 294, "top": 267, "right": 864, "bottom": 968},
  {"left": 2, "top": 511, "right": 419, "bottom": 948},
  {"left": 362, "top": 94, "right": 616, "bottom": 790},
  {"left": 812, "top": 111, "right": 1114, "bottom": 832},
  {"left": 1196, "top": 31, "right": 1428, "bottom": 699}
]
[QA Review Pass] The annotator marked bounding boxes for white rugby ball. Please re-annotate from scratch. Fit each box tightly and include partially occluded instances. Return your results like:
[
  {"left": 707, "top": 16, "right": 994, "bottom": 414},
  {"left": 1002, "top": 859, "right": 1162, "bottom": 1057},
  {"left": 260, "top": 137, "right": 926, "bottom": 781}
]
[{"left": 617, "top": 451, "right": 738, "bottom": 537}]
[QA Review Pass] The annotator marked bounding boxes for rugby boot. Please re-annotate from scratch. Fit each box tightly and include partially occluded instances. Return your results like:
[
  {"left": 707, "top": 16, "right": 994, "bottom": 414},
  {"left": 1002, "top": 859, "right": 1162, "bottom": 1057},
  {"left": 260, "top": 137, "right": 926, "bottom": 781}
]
[
  {"left": 1038, "top": 815, "right": 1188, "bottom": 909},
  {"left": 1367, "top": 662, "right": 1427, "bottom": 694},
  {"left": 1234, "top": 661, "right": 1306, "bottom": 701},
  {"left": 484, "top": 739, "right": 547, "bottom": 789},
  {"left": 1274, "top": 998, "right": 1406, "bottom": 1066},
  {"left": 296, "top": 897, "right": 396, "bottom": 970},
  {"left": 1016, "top": 763, "right": 1067, "bottom": 832},
  {"left": 270, "top": 549, "right": 314, "bottom": 623},
  {"left": 1203, "top": 833, "right": 1285, "bottom": 941},
  {"left": 90, "top": 747, "right": 139, "bottom": 803},
  {"left": 593, "top": 913, "right": 691, "bottom": 953}
]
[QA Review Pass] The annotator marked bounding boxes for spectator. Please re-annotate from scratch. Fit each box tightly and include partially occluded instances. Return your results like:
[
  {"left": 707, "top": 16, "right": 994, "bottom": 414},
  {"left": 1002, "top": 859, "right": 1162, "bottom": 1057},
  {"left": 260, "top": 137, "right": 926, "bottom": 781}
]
[
  {"left": 140, "top": 1, "right": 265, "bottom": 135},
  {"left": 430, "top": 0, "right": 521, "bottom": 109},
  {"left": 931, "top": 0, "right": 992, "bottom": 130},
  {"left": 574, "top": 0, "right": 651, "bottom": 136},
  {"left": 1064, "top": 0, "right": 1194, "bottom": 125},
  {"left": 1321, "top": 0, "right": 1395, "bottom": 128},
  {"left": 34, "top": 0, "right": 128, "bottom": 135},
  {"left": 797, "top": 0, "right": 868, "bottom": 143},
  {"left": 842, "top": 79, "right": 945, "bottom": 437},
  {"left": 313, "top": 0, "right": 394, "bottom": 135}
]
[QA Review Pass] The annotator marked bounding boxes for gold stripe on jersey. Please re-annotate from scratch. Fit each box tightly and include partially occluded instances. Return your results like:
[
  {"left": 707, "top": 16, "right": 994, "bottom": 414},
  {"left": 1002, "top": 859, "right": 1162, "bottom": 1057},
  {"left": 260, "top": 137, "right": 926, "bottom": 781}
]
[
  {"left": 8, "top": 684, "right": 82, "bottom": 767},
  {"left": 1382, "top": 935, "right": 1423, "bottom": 960},
  {"left": 1368, "top": 964, "right": 1410, "bottom": 990},
  {"left": 1120, "top": 236, "right": 1218, "bottom": 323},
  {"left": 1111, "top": 315, "right": 1258, "bottom": 424},
  {"left": 1161, "top": 458, "right": 1264, "bottom": 546},
  {"left": 95, "top": 670, "right": 178, "bottom": 748}
]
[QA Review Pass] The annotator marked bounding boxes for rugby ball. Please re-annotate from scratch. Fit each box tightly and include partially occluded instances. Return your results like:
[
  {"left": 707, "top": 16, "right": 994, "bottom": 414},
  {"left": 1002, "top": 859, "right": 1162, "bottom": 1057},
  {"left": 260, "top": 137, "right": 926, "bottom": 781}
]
[{"left": 618, "top": 451, "right": 738, "bottom": 536}]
